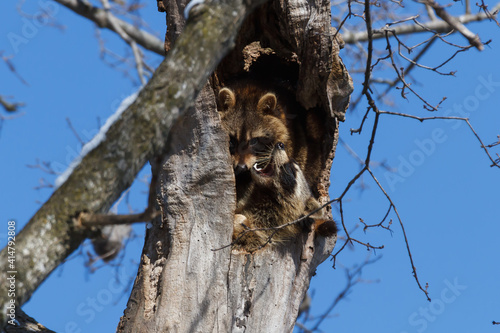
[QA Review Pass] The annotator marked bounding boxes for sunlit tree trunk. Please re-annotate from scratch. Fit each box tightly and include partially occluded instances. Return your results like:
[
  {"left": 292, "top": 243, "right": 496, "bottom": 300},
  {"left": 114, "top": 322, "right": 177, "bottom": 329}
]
[{"left": 117, "top": 0, "right": 352, "bottom": 331}]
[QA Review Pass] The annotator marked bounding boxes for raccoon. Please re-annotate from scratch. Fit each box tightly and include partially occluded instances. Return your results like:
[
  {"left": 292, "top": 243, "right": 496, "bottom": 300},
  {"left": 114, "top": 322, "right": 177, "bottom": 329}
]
[
  {"left": 217, "top": 82, "right": 309, "bottom": 205},
  {"left": 232, "top": 142, "right": 333, "bottom": 252}
]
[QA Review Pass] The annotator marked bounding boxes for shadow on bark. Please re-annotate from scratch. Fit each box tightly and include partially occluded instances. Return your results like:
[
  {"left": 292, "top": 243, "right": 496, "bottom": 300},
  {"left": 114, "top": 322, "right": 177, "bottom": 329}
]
[{"left": 118, "top": 1, "right": 352, "bottom": 331}]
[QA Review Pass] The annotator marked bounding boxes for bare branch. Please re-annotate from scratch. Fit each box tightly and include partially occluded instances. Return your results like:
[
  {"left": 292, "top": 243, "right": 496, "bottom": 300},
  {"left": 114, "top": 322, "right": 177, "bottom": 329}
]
[
  {"left": 477, "top": 0, "right": 500, "bottom": 26},
  {"left": 384, "top": 31, "right": 446, "bottom": 111},
  {"left": 77, "top": 209, "right": 159, "bottom": 227},
  {"left": 52, "top": 0, "right": 164, "bottom": 55},
  {"left": 341, "top": 104, "right": 500, "bottom": 301},
  {"left": 99, "top": 0, "right": 147, "bottom": 83},
  {"left": 1, "top": 51, "right": 29, "bottom": 86},
  {"left": 366, "top": 167, "right": 431, "bottom": 301},
  {"left": 394, "top": 36, "right": 457, "bottom": 75},
  {"left": 421, "top": 0, "right": 483, "bottom": 50},
  {"left": 302, "top": 257, "right": 382, "bottom": 332},
  {"left": 342, "top": 3, "right": 500, "bottom": 43},
  {"left": 378, "top": 111, "right": 500, "bottom": 168},
  {"left": 359, "top": 216, "right": 393, "bottom": 234},
  {"left": 65, "top": 117, "right": 85, "bottom": 146},
  {"left": 95, "top": 29, "right": 141, "bottom": 83},
  {"left": 425, "top": 3, "right": 438, "bottom": 21},
  {"left": 485, "top": 135, "right": 500, "bottom": 148},
  {"left": 0, "top": 96, "right": 24, "bottom": 113},
  {"left": 26, "top": 159, "right": 60, "bottom": 176},
  {"left": 77, "top": 162, "right": 160, "bottom": 227},
  {"left": 379, "top": 36, "right": 437, "bottom": 97},
  {"left": 335, "top": 4, "right": 432, "bottom": 300}
]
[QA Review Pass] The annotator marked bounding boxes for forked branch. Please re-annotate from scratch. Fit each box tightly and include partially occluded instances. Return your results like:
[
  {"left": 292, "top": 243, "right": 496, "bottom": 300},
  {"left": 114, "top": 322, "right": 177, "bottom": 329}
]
[
  {"left": 52, "top": 0, "right": 164, "bottom": 55},
  {"left": 420, "top": 0, "right": 484, "bottom": 50},
  {"left": 342, "top": 2, "right": 500, "bottom": 44}
]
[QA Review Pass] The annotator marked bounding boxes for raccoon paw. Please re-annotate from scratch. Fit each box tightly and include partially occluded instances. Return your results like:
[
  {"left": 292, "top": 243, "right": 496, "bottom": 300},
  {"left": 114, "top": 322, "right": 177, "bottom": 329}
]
[
  {"left": 232, "top": 214, "right": 269, "bottom": 252},
  {"left": 233, "top": 214, "right": 249, "bottom": 239}
]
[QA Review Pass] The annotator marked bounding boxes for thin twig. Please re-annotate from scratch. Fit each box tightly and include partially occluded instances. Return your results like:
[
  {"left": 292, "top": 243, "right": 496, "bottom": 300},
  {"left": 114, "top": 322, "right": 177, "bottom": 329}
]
[
  {"left": 100, "top": 0, "right": 147, "bottom": 84},
  {"left": 308, "top": 257, "right": 382, "bottom": 331},
  {"left": 0, "top": 95, "right": 25, "bottom": 112},
  {"left": 421, "top": 0, "right": 484, "bottom": 50},
  {"left": 366, "top": 167, "right": 431, "bottom": 301},
  {"left": 77, "top": 159, "right": 161, "bottom": 227},
  {"left": 384, "top": 31, "right": 445, "bottom": 111},
  {"left": 1, "top": 51, "right": 29, "bottom": 86},
  {"left": 52, "top": 0, "right": 164, "bottom": 55},
  {"left": 359, "top": 215, "right": 393, "bottom": 234},
  {"left": 477, "top": 0, "right": 500, "bottom": 27},
  {"left": 380, "top": 36, "right": 437, "bottom": 97},
  {"left": 342, "top": 3, "right": 500, "bottom": 43},
  {"left": 66, "top": 117, "right": 85, "bottom": 146},
  {"left": 343, "top": 3, "right": 431, "bottom": 300},
  {"left": 378, "top": 111, "right": 500, "bottom": 168}
]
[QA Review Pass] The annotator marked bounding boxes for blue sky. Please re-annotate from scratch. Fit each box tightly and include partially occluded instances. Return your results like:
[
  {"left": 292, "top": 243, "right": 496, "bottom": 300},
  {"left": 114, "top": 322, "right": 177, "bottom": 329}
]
[{"left": 1, "top": 1, "right": 499, "bottom": 332}]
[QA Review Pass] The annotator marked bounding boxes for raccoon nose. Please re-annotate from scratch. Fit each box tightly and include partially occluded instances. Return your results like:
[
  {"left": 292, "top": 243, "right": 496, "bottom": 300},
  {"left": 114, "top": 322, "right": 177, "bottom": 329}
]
[{"left": 234, "top": 164, "right": 248, "bottom": 175}]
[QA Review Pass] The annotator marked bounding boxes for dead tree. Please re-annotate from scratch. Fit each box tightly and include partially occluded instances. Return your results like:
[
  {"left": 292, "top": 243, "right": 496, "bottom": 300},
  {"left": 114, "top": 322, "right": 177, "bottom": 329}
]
[{"left": 117, "top": 0, "right": 351, "bottom": 331}]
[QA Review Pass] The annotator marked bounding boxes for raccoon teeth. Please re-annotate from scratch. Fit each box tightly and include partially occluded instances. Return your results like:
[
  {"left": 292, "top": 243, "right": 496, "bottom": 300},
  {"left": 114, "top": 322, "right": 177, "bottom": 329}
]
[{"left": 253, "top": 163, "right": 263, "bottom": 172}]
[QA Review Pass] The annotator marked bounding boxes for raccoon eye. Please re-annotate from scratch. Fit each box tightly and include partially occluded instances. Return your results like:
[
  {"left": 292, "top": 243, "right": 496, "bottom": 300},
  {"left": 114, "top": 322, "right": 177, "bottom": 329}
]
[
  {"left": 249, "top": 138, "right": 259, "bottom": 146},
  {"left": 229, "top": 136, "right": 237, "bottom": 154},
  {"left": 260, "top": 136, "right": 273, "bottom": 145}
]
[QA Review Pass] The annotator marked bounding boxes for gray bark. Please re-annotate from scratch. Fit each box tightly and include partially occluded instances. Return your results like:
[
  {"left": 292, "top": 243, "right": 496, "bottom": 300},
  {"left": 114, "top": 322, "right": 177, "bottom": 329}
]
[
  {"left": 0, "top": 0, "right": 265, "bottom": 327},
  {"left": 118, "top": 0, "right": 352, "bottom": 332}
]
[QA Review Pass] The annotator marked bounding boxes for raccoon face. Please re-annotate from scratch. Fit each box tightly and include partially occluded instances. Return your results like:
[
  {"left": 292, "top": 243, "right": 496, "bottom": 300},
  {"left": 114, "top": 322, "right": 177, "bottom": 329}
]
[
  {"left": 227, "top": 131, "right": 274, "bottom": 176},
  {"left": 218, "top": 86, "right": 291, "bottom": 176}
]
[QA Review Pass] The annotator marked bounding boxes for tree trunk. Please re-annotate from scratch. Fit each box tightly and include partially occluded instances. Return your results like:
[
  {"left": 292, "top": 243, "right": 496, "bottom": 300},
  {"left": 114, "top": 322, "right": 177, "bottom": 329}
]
[
  {"left": 0, "top": 0, "right": 266, "bottom": 328},
  {"left": 118, "top": 0, "right": 352, "bottom": 331}
]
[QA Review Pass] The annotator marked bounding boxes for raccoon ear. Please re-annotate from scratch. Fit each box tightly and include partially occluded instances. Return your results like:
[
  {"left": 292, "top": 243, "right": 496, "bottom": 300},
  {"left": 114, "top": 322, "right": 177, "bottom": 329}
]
[
  {"left": 257, "top": 93, "right": 277, "bottom": 115},
  {"left": 218, "top": 88, "right": 236, "bottom": 111}
]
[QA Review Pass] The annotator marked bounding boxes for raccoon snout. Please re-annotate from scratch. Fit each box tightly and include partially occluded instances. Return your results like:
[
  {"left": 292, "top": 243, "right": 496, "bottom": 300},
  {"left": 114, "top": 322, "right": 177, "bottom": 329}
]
[{"left": 234, "top": 164, "right": 249, "bottom": 175}]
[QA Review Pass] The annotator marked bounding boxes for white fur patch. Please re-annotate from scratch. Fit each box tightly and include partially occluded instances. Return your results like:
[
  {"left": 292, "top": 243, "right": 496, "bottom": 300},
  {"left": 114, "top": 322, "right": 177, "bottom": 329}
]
[{"left": 184, "top": 0, "right": 205, "bottom": 19}]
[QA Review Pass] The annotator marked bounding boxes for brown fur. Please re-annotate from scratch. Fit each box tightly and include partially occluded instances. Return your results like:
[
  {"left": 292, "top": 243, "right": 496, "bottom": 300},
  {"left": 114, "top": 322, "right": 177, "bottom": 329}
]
[
  {"left": 217, "top": 81, "right": 334, "bottom": 251},
  {"left": 231, "top": 142, "right": 332, "bottom": 252},
  {"left": 218, "top": 83, "right": 307, "bottom": 176},
  {"left": 217, "top": 81, "right": 326, "bottom": 190},
  {"left": 217, "top": 82, "right": 314, "bottom": 205}
]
